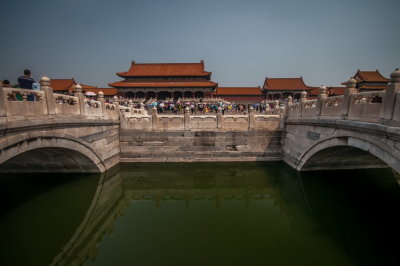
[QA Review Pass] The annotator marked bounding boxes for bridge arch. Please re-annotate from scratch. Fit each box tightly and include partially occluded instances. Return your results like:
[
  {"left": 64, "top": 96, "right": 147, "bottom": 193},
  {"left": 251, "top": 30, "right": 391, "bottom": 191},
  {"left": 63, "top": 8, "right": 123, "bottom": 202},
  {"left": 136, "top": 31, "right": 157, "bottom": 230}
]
[
  {"left": 296, "top": 135, "right": 400, "bottom": 174},
  {"left": 0, "top": 134, "right": 106, "bottom": 173}
]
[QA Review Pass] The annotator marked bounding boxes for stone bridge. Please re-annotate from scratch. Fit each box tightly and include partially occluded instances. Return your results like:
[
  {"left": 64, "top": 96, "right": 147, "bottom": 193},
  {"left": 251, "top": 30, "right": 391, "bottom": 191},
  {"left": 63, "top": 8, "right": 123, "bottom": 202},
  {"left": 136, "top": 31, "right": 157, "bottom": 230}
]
[
  {"left": 283, "top": 69, "right": 400, "bottom": 180},
  {"left": 1, "top": 69, "right": 400, "bottom": 177},
  {"left": 0, "top": 77, "right": 120, "bottom": 173}
]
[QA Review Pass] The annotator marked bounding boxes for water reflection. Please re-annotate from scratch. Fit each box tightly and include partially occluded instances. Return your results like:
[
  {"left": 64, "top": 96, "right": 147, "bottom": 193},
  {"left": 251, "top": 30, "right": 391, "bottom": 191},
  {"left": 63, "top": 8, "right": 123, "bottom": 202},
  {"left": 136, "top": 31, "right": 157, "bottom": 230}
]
[
  {"left": 0, "top": 163, "right": 399, "bottom": 266},
  {"left": 0, "top": 173, "right": 100, "bottom": 266}
]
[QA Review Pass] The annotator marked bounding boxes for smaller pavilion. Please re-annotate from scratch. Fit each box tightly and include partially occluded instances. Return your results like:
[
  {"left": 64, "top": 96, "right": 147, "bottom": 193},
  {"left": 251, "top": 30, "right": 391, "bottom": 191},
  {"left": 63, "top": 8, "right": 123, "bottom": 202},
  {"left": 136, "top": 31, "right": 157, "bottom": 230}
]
[
  {"left": 50, "top": 78, "right": 77, "bottom": 94},
  {"left": 345, "top": 70, "right": 390, "bottom": 92},
  {"left": 262, "top": 77, "right": 313, "bottom": 100}
]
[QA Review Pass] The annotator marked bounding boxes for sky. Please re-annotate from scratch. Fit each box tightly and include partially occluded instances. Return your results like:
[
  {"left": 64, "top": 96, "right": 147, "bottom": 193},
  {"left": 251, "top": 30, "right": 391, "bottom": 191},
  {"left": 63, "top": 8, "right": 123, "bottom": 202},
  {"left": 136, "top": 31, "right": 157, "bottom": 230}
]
[{"left": 0, "top": 0, "right": 399, "bottom": 88}]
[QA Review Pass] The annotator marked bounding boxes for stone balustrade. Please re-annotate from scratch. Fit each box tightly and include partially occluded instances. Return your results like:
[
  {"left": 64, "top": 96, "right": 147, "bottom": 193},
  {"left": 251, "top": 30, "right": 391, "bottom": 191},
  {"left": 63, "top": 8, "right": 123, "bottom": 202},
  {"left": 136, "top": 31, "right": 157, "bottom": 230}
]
[
  {"left": 121, "top": 106, "right": 281, "bottom": 131},
  {"left": 0, "top": 77, "right": 119, "bottom": 122},
  {"left": 286, "top": 68, "right": 400, "bottom": 125},
  {"left": 0, "top": 87, "right": 47, "bottom": 118}
]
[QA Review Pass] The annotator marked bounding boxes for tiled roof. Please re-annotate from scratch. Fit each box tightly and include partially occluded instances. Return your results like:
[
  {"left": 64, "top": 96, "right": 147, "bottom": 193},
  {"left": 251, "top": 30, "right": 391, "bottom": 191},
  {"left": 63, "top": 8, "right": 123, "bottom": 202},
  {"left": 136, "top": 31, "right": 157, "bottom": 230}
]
[
  {"left": 80, "top": 83, "right": 97, "bottom": 89},
  {"left": 50, "top": 79, "right": 76, "bottom": 91},
  {"left": 263, "top": 77, "right": 311, "bottom": 91},
  {"left": 84, "top": 87, "right": 118, "bottom": 96},
  {"left": 117, "top": 61, "right": 211, "bottom": 77},
  {"left": 353, "top": 70, "right": 389, "bottom": 82},
  {"left": 359, "top": 85, "right": 387, "bottom": 90},
  {"left": 109, "top": 81, "right": 218, "bottom": 88},
  {"left": 218, "top": 95, "right": 265, "bottom": 103},
  {"left": 215, "top": 87, "right": 262, "bottom": 95},
  {"left": 309, "top": 87, "right": 346, "bottom": 95}
]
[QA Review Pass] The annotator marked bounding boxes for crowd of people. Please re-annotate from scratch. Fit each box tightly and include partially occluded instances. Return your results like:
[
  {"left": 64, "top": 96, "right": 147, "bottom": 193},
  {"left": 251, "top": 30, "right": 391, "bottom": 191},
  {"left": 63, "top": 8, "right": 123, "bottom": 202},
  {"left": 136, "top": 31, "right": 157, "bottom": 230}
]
[{"left": 119, "top": 100, "right": 273, "bottom": 115}]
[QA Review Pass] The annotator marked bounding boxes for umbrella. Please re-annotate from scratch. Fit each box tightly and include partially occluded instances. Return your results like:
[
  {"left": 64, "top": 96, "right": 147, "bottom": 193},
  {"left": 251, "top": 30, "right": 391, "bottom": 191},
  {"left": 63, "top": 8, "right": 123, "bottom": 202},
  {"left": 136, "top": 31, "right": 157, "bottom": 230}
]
[{"left": 85, "top": 91, "right": 96, "bottom": 96}]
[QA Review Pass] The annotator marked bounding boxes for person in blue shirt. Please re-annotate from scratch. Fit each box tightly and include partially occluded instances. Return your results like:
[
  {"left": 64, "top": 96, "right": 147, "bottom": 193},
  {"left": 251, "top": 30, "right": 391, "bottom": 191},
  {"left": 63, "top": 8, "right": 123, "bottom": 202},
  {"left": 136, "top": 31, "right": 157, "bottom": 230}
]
[
  {"left": 18, "top": 69, "right": 35, "bottom": 100},
  {"left": 18, "top": 69, "right": 35, "bottom": 90}
]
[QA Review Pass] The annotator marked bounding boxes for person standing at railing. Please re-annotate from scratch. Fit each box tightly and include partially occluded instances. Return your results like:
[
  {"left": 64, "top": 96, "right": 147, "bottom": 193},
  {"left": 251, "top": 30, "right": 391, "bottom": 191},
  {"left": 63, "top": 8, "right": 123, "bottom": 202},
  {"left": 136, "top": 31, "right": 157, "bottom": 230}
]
[
  {"left": 18, "top": 69, "right": 35, "bottom": 101},
  {"left": 327, "top": 87, "right": 336, "bottom": 97}
]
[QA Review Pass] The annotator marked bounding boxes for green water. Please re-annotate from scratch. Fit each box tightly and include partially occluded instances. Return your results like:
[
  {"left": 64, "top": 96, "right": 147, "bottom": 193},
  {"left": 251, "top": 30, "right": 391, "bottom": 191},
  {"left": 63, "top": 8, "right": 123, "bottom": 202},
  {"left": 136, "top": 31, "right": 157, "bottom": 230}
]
[{"left": 0, "top": 162, "right": 399, "bottom": 266}]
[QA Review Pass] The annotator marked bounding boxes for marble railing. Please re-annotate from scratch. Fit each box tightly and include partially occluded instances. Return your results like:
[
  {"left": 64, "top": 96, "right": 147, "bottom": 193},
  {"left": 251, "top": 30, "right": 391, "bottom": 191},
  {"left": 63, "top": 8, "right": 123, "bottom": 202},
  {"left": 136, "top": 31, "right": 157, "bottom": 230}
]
[
  {"left": 0, "top": 77, "right": 119, "bottom": 121},
  {"left": 121, "top": 106, "right": 281, "bottom": 131},
  {"left": 286, "top": 69, "right": 400, "bottom": 125}
]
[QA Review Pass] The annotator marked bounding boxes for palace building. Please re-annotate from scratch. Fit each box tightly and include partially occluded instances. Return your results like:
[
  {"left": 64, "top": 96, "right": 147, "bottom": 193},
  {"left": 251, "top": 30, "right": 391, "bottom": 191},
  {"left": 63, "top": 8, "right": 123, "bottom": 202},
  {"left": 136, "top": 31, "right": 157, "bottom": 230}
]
[
  {"left": 348, "top": 70, "right": 390, "bottom": 92},
  {"left": 262, "top": 77, "right": 313, "bottom": 100},
  {"left": 109, "top": 60, "right": 218, "bottom": 100}
]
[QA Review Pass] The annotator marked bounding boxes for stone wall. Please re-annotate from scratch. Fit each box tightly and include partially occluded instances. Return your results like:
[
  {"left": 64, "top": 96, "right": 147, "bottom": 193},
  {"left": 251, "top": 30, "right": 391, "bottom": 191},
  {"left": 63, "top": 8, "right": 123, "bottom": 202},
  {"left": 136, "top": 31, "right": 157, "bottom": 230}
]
[{"left": 119, "top": 129, "right": 283, "bottom": 162}]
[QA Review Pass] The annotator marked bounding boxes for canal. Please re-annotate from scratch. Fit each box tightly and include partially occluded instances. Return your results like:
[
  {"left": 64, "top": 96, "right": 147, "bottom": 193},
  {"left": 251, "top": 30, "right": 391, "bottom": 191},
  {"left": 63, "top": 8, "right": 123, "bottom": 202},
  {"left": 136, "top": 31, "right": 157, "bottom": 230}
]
[{"left": 0, "top": 162, "right": 399, "bottom": 266}]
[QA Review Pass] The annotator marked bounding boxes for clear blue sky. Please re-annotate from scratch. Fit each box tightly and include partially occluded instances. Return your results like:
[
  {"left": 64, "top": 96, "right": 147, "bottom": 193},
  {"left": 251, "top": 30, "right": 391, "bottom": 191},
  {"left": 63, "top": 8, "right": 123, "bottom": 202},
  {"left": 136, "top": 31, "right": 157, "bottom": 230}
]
[{"left": 1, "top": 0, "right": 399, "bottom": 88}]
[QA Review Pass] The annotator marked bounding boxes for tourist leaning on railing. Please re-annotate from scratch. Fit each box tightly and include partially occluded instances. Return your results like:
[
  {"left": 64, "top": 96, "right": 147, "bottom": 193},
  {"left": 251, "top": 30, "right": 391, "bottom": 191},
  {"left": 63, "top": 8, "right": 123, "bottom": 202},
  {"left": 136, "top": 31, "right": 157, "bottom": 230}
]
[{"left": 17, "top": 69, "right": 36, "bottom": 101}]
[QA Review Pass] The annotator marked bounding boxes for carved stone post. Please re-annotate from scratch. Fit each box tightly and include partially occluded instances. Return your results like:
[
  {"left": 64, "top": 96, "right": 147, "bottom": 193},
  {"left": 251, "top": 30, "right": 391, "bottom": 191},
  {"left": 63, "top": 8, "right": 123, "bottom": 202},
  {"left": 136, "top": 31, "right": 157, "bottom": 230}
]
[
  {"left": 152, "top": 106, "right": 158, "bottom": 130},
  {"left": 287, "top": 96, "right": 293, "bottom": 106},
  {"left": 0, "top": 81, "right": 5, "bottom": 117},
  {"left": 249, "top": 106, "right": 255, "bottom": 130},
  {"left": 383, "top": 69, "right": 400, "bottom": 120},
  {"left": 112, "top": 95, "right": 120, "bottom": 113},
  {"left": 273, "top": 100, "right": 280, "bottom": 115},
  {"left": 266, "top": 103, "right": 271, "bottom": 114},
  {"left": 98, "top": 91, "right": 105, "bottom": 117},
  {"left": 217, "top": 107, "right": 222, "bottom": 129},
  {"left": 40, "top": 76, "right": 56, "bottom": 115},
  {"left": 316, "top": 85, "right": 327, "bottom": 116},
  {"left": 300, "top": 90, "right": 307, "bottom": 117},
  {"left": 342, "top": 78, "right": 357, "bottom": 117},
  {"left": 184, "top": 106, "right": 191, "bottom": 130},
  {"left": 139, "top": 102, "right": 148, "bottom": 115},
  {"left": 279, "top": 105, "right": 286, "bottom": 129},
  {"left": 128, "top": 100, "right": 134, "bottom": 115},
  {"left": 74, "top": 84, "right": 86, "bottom": 116},
  {"left": 285, "top": 96, "right": 293, "bottom": 116}
]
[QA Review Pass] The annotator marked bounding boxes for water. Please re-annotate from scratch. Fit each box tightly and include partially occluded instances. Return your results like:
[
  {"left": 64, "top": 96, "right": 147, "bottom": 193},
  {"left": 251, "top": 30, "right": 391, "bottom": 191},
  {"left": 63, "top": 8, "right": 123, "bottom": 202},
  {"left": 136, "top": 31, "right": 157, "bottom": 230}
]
[{"left": 0, "top": 162, "right": 399, "bottom": 266}]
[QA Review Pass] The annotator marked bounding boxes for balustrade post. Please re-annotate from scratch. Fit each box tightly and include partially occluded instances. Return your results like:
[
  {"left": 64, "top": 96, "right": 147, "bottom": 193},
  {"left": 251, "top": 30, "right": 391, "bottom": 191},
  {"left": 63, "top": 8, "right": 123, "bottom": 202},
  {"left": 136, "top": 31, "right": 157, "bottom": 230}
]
[
  {"left": 300, "top": 90, "right": 307, "bottom": 117},
  {"left": 128, "top": 100, "right": 134, "bottom": 115},
  {"left": 249, "top": 106, "right": 255, "bottom": 130},
  {"left": 97, "top": 91, "right": 105, "bottom": 117},
  {"left": 184, "top": 106, "right": 191, "bottom": 130},
  {"left": 40, "top": 76, "right": 56, "bottom": 115},
  {"left": 383, "top": 69, "right": 400, "bottom": 120},
  {"left": 285, "top": 96, "right": 293, "bottom": 116},
  {"left": 0, "top": 81, "right": 5, "bottom": 117},
  {"left": 273, "top": 100, "right": 280, "bottom": 115},
  {"left": 152, "top": 106, "right": 158, "bottom": 129},
  {"left": 217, "top": 107, "right": 222, "bottom": 129},
  {"left": 266, "top": 103, "right": 271, "bottom": 114},
  {"left": 112, "top": 95, "right": 120, "bottom": 113},
  {"left": 279, "top": 105, "right": 286, "bottom": 129},
  {"left": 342, "top": 78, "right": 357, "bottom": 117},
  {"left": 74, "top": 84, "right": 86, "bottom": 116},
  {"left": 316, "top": 85, "right": 327, "bottom": 116}
]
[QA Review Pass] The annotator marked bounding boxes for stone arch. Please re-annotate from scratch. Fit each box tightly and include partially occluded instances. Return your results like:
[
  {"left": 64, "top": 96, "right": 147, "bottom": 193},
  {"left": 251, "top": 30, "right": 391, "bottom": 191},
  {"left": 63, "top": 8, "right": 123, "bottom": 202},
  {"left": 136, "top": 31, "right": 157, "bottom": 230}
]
[
  {"left": 296, "top": 136, "right": 400, "bottom": 174},
  {"left": 147, "top": 91, "right": 156, "bottom": 99},
  {"left": 173, "top": 91, "right": 183, "bottom": 100},
  {"left": 0, "top": 135, "right": 106, "bottom": 173},
  {"left": 136, "top": 91, "right": 145, "bottom": 99},
  {"left": 194, "top": 91, "right": 204, "bottom": 98},
  {"left": 125, "top": 91, "right": 135, "bottom": 98},
  {"left": 184, "top": 91, "right": 193, "bottom": 98}
]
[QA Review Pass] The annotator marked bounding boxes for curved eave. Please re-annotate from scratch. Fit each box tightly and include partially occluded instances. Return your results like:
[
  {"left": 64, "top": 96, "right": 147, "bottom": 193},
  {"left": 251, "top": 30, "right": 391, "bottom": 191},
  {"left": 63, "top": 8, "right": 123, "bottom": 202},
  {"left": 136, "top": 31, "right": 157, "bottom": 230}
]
[
  {"left": 109, "top": 82, "right": 218, "bottom": 89},
  {"left": 116, "top": 73, "right": 212, "bottom": 78}
]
